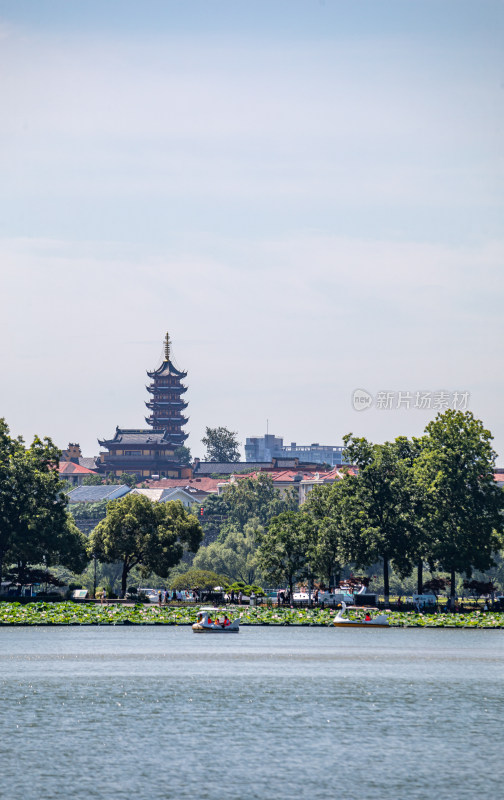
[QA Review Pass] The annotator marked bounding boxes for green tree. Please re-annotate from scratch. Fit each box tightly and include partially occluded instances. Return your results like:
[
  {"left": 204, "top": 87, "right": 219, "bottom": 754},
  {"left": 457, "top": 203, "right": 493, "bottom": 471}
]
[
  {"left": 0, "top": 420, "right": 88, "bottom": 588},
  {"left": 201, "top": 426, "right": 241, "bottom": 462},
  {"left": 89, "top": 495, "right": 203, "bottom": 597},
  {"left": 413, "top": 410, "right": 504, "bottom": 604},
  {"left": 341, "top": 434, "right": 420, "bottom": 604},
  {"left": 193, "top": 519, "right": 264, "bottom": 585},
  {"left": 174, "top": 445, "right": 192, "bottom": 466},
  {"left": 170, "top": 567, "right": 229, "bottom": 591},
  {"left": 257, "top": 511, "right": 315, "bottom": 599},
  {"left": 303, "top": 480, "right": 348, "bottom": 587},
  {"left": 82, "top": 474, "right": 104, "bottom": 486},
  {"left": 220, "top": 473, "right": 297, "bottom": 528}
]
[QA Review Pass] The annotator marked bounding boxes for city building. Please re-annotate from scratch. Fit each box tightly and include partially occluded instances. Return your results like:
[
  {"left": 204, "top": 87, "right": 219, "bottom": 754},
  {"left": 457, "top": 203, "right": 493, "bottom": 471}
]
[
  {"left": 245, "top": 433, "right": 347, "bottom": 466},
  {"left": 58, "top": 461, "right": 99, "bottom": 486},
  {"left": 98, "top": 332, "right": 191, "bottom": 479}
]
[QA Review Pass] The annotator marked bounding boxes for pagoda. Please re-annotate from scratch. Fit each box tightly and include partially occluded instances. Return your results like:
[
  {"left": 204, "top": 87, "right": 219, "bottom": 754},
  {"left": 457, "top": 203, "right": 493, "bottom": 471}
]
[
  {"left": 145, "top": 332, "right": 189, "bottom": 441},
  {"left": 97, "top": 333, "right": 190, "bottom": 480}
]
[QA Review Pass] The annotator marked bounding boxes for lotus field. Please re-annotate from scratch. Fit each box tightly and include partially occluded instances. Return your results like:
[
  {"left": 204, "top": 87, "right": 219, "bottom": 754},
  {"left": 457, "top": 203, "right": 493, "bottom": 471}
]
[{"left": 1, "top": 602, "right": 504, "bottom": 627}]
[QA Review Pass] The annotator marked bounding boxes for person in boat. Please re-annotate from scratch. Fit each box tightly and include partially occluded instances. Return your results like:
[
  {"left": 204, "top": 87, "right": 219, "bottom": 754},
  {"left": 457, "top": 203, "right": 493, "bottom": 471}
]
[
  {"left": 223, "top": 615, "right": 230, "bottom": 627},
  {"left": 364, "top": 611, "right": 372, "bottom": 621}
]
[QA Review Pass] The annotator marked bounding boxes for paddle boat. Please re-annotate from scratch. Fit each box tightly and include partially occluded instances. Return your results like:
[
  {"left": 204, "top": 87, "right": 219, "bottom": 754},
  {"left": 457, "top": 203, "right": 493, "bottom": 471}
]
[
  {"left": 192, "top": 607, "right": 240, "bottom": 633},
  {"left": 333, "top": 601, "right": 389, "bottom": 628}
]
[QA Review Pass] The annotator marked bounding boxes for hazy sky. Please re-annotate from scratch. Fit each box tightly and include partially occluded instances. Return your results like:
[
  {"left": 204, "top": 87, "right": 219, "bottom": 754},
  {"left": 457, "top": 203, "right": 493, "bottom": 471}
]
[{"left": 1, "top": 1, "right": 503, "bottom": 462}]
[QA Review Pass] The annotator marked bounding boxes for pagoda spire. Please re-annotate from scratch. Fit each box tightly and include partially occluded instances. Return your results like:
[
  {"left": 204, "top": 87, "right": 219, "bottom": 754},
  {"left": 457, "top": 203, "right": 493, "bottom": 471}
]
[{"left": 164, "top": 332, "right": 171, "bottom": 362}]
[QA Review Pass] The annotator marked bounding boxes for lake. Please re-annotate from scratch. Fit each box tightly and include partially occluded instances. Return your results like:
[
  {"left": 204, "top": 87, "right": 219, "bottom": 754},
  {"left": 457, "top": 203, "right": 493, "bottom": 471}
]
[{"left": 1, "top": 626, "right": 502, "bottom": 799}]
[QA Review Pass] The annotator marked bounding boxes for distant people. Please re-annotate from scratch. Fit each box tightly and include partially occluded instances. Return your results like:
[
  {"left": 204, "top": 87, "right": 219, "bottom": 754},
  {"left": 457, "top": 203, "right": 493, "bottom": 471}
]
[
  {"left": 158, "top": 590, "right": 162, "bottom": 607},
  {"left": 314, "top": 589, "right": 319, "bottom": 604},
  {"left": 177, "top": 590, "right": 182, "bottom": 602},
  {"left": 238, "top": 590, "right": 243, "bottom": 605},
  {"left": 277, "top": 591, "right": 283, "bottom": 607},
  {"left": 172, "top": 589, "right": 177, "bottom": 602},
  {"left": 230, "top": 590, "right": 235, "bottom": 604},
  {"left": 102, "top": 589, "right": 107, "bottom": 605}
]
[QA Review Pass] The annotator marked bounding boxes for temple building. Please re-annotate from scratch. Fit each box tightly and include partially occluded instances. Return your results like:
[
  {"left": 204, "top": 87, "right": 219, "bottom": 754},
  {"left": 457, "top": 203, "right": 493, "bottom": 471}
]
[{"left": 98, "top": 333, "right": 191, "bottom": 479}]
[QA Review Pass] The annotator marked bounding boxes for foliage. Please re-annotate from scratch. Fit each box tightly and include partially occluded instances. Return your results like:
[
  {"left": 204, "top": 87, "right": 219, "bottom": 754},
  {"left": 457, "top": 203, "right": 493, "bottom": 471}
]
[
  {"left": 219, "top": 473, "right": 298, "bottom": 528},
  {"left": 174, "top": 445, "right": 192, "bottom": 466},
  {"left": 2, "top": 601, "right": 504, "bottom": 627},
  {"left": 225, "top": 581, "right": 266, "bottom": 597},
  {"left": 303, "top": 480, "right": 348, "bottom": 585},
  {"left": 463, "top": 579, "right": 497, "bottom": 597},
  {"left": 169, "top": 567, "right": 229, "bottom": 591},
  {"left": 193, "top": 519, "right": 264, "bottom": 585},
  {"left": 0, "top": 418, "right": 88, "bottom": 587},
  {"left": 88, "top": 495, "right": 203, "bottom": 597},
  {"left": 339, "top": 434, "right": 422, "bottom": 602},
  {"left": 69, "top": 500, "right": 108, "bottom": 521},
  {"left": 82, "top": 474, "right": 103, "bottom": 486},
  {"left": 257, "top": 511, "right": 316, "bottom": 597},
  {"left": 201, "top": 426, "right": 241, "bottom": 462},
  {"left": 422, "top": 577, "right": 449, "bottom": 595},
  {"left": 413, "top": 411, "right": 504, "bottom": 598}
]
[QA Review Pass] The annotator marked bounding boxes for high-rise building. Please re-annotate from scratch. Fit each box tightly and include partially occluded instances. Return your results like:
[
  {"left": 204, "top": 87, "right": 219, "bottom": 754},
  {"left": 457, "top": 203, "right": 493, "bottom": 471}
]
[{"left": 245, "top": 434, "right": 346, "bottom": 467}]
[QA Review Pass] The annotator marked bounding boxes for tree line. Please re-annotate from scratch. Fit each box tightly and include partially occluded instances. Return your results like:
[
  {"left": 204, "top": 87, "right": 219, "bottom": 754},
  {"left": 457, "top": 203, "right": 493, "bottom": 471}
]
[
  {"left": 1, "top": 411, "right": 503, "bottom": 602},
  {"left": 257, "top": 410, "right": 504, "bottom": 603}
]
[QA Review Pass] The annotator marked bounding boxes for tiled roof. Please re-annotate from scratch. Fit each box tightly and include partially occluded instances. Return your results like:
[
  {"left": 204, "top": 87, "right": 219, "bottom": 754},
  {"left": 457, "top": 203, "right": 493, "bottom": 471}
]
[
  {"left": 67, "top": 485, "right": 131, "bottom": 503},
  {"left": 138, "top": 477, "right": 221, "bottom": 493},
  {"left": 130, "top": 488, "right": 166, "bottom": 502},
  {"left": 59, "top": 462, "right": 97, "bottom": 476},
  {"left": 194, "top": 462, "right": 271, "bottom": 475},
  {"left": 98, "top": 428, "right": 171, "bottom": 446},
  {"left": 79, "top": 457, "right": 99, "bottom": 470}
]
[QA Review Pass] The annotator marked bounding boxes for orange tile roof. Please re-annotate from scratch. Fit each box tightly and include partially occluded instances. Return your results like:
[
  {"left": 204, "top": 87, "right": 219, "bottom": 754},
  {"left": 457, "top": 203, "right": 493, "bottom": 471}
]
[{"left": 58, "top": 462, "right": 97, "bottom": 475}]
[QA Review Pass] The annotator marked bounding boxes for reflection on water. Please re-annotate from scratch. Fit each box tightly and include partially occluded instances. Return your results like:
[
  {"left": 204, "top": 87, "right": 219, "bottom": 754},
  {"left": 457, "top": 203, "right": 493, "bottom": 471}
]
[{"left": 1, "top": 627, "right": 502, "bottom": 799}]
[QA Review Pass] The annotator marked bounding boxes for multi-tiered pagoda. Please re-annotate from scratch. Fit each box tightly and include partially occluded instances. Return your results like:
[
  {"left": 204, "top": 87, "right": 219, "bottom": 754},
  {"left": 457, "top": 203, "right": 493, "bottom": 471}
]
[
  {"left": 145, "top": 333, "right": 189, "bottom": 441},
  {"left": 97, "top": 333, "right": 191, "bottom": 480}
]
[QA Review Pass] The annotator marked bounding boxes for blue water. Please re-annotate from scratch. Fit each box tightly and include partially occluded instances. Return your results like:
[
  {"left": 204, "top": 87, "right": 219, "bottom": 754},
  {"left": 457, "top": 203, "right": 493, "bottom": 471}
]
[{"left": 1, "top": 627, "right": 502, "bottom": 799}]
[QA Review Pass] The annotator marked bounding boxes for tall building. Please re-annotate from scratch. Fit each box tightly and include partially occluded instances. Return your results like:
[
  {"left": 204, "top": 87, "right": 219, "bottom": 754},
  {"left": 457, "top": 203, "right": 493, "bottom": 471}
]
[
  {"left": 145, "top": 332, "right": 189, "bottom": 441},
  {"left": 98, "top": 333, "right": 190, "bottom": 479},
  {"left": 245, "top": 434, "right": 347, "bottom": 467}
]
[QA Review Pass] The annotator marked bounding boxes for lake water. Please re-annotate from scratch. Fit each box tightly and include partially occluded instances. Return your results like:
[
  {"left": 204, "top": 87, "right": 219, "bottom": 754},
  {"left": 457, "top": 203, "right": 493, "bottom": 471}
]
[{"left": 1, "top": 626, "right": 502, "bottom": 799}]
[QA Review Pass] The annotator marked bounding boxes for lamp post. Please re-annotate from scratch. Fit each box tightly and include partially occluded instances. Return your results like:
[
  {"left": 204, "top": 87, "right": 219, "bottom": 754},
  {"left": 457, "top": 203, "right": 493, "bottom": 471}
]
[{"left": 92, "top": 553, "right": 97, "bottom": 599}]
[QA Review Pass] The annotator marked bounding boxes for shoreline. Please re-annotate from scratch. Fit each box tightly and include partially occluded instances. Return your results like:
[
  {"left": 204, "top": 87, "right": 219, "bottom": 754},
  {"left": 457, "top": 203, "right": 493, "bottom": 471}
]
[{"left": 1, "top": 601, "right": 503, "bottom": 628}]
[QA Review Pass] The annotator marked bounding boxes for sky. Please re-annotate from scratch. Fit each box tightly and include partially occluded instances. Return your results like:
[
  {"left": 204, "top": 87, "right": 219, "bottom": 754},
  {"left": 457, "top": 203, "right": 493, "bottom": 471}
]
[{"left": 1, "top": 0, "right": 503, "bottom": 462}]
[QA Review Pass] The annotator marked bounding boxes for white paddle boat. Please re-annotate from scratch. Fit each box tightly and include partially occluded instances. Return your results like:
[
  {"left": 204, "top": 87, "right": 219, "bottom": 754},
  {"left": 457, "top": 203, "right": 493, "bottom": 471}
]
[
  {"left": 333, "top": 601, "right": 389, "bottom": 628},
  {"left": 192, "top": 607, "right": 240, "bottom": 633}
]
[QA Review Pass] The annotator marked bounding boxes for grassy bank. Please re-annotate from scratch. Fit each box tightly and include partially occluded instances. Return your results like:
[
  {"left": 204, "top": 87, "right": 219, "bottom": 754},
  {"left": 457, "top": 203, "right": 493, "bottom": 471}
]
[{"left": 1, "top": 602, "right": 504, "bottom": 627}]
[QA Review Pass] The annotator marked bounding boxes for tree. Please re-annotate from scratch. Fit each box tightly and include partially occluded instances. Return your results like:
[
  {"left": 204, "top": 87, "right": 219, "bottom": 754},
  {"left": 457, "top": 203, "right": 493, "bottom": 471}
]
[
  {"left": 340, "top": 434, "right": 421, "bottom": 604},
  {"left": 174, "top": 445, "right": 192, "bottom": 466},
  {"left": 257, "top": 511, "right": 315, "bottom": 600},
  {"left": 0, "top": 419, "right": 88, "bottom": 589},
  {"left": 303, "top": 480, "right": 347, "bottom": 587},
  {"left": 413, "top": 410, "right": 504, "bottom": 604},
  {"left": 170, "top": 567, "right": 229, "bottom": 591},
  {"left": 193, "top": 520, "right": 264, "bottom": 585},
  {"left": 89, "top": 495, "right": 203, "bottom": 597},
  {"left": 82, "top": 474, "right": 104, "bottom": 486},
  {"left": 220, "top": 473, "right": 297, "bottom": 528},
  {"left": 201, "top": 426, "right": 241, "bottom": 462}
]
